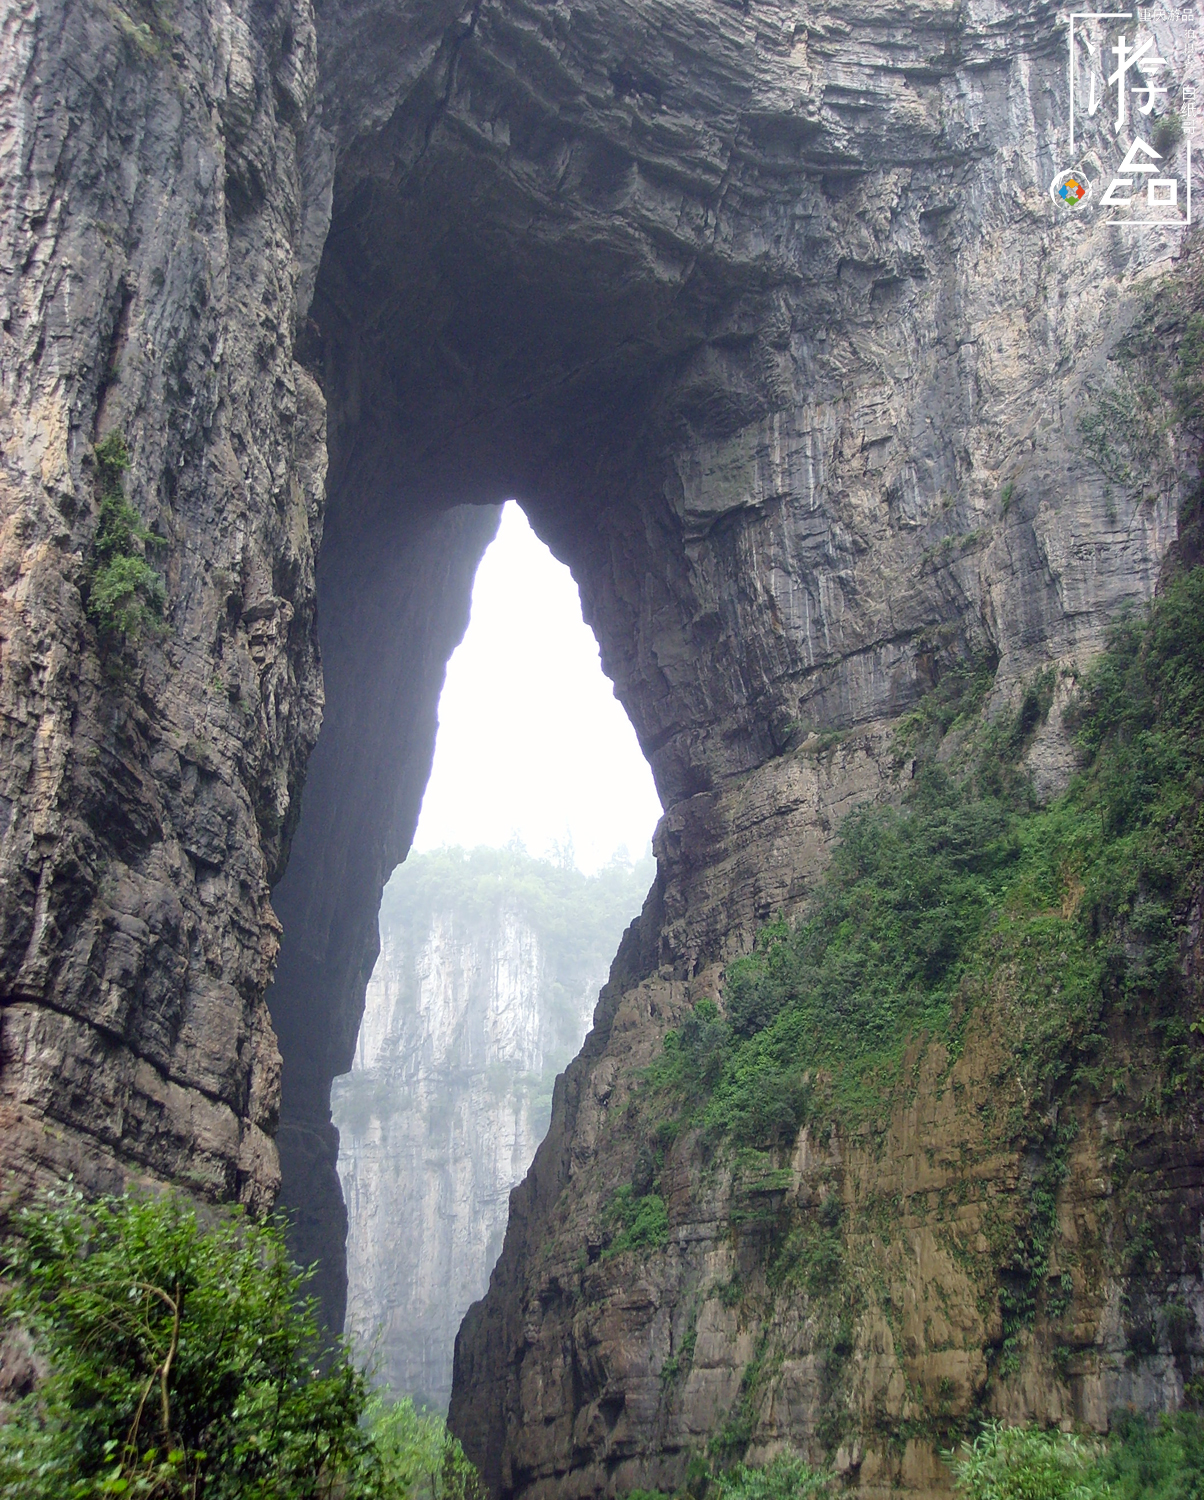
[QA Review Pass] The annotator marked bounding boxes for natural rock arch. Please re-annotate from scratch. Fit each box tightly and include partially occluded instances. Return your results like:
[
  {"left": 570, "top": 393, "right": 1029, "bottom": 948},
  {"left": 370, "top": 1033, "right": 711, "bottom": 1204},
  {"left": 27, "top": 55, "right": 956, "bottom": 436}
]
[
  {"left": 265, "top": 0, "right": 1189, "bottom": 1338},
  {"left": 0, "top": 0, "right": 1198, "bottom": 1490}
]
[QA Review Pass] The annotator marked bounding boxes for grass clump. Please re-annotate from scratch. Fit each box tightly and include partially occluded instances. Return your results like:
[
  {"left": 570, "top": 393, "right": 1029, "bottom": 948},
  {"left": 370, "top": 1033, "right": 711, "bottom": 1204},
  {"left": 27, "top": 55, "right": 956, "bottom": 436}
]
[
  {"left": 0, "top": 1185, "right": 483, "bottom": 1500},
  {"left": 85, "top": 432, "right": 165, "bottom": 646}
]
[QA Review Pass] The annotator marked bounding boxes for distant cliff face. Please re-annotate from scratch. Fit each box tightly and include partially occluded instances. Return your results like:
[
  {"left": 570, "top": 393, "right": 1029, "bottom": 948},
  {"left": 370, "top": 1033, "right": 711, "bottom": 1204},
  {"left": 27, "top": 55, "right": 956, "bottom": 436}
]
[{"left": 332, "top": 848, "right": 653, "bottom": 1409}]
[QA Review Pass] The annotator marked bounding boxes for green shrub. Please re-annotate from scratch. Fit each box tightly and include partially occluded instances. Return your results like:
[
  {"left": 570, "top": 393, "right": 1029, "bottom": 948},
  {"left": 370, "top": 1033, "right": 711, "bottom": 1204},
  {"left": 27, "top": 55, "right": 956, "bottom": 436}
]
[
  {"left": 86, "top": 432, "right": 165, "bottom": 646},
  {"left": 0, "top": 1186, "right": 482, "bottom": 1500},
  {"left": 953, "top": 1416, "right": 1204, "bottom": 1500},
  {"left": 365, "top": 1398, "right": 482, "bottom": 1500},
  {"left": 952, "top": 1422, "right": 1107, "bottom": 1500},
  {"left": 713, "top": 1453, "right": 831, "bottom": 1499},
  {"left": 604, "top": 1188, "right": 670, "bottom": 1259},
  {"left": 1095, "top": 1412, "right": 1204, "bottom": 1499}
]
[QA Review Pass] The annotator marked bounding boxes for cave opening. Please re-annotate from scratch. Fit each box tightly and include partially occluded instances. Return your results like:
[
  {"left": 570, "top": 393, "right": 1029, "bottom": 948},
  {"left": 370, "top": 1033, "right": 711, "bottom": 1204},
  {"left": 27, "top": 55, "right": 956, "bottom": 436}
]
[
  {"left": 260, "top": 62, "right": 766, "bottom": 1331},
  {"left": 262, "top": 0, "right": 908, "bottom": 1333},
  {"left": 262, "top": 165, "right": 702, "bottom": 1328},
  {"left": 407, "top": 500, "right": 662, "bottom": 873}
]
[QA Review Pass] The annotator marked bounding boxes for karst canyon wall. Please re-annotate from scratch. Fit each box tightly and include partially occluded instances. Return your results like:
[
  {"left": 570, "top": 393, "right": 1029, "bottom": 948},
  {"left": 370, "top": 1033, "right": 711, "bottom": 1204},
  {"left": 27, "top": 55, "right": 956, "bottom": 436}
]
[
  {"left": 1, "top": 0, "right": 1203, "bottom": 1492},
  {"left": 332, "top": 849, "right": 649, "bottom": 1410}
]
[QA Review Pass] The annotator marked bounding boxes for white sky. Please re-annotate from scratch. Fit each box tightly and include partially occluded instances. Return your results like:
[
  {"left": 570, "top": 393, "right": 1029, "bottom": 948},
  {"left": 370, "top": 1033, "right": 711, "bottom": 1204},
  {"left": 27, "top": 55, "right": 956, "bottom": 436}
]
[{"left": 412, "top": 502, "right": 663, "bottom": 873}]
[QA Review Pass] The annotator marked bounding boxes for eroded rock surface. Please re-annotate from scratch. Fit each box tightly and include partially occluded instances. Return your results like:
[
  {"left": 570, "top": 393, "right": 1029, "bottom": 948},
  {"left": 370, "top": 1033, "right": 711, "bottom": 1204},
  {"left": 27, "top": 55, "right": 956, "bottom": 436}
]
[
  {"left": 1, "top": 0, "right": 1202, "bottom": 1490},
  {"left": 0, "top": 0, "right": 328, "bottom": 1208}
]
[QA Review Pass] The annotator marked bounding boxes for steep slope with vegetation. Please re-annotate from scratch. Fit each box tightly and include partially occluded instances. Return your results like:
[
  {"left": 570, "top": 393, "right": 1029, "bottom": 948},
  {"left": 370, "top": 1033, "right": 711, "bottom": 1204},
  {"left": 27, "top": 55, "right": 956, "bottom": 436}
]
[{"left": 4, "top": 0, "right": 1204, "bottom": 1482}]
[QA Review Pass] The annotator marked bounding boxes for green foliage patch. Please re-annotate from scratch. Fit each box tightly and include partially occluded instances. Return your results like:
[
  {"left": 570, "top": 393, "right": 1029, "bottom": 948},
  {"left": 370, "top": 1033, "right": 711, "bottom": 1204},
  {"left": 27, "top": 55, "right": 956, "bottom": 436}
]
[
  {"left": 620, "top": 1419, "right": 1204, "bottom": 1500},
  {"left": 952, "top": 1422, "right": 1107, "bottom": 1500},
  {"left": 1096, "top": 1412, "right": 1204, "bottom": 1499},
  {"left": 767, "top": 1195, "right": 843, "bottom": 1298},
  {"left": 366, "top": 1399, "right": 482, "bottom": 1500},
  {"left": 86, "top": 433, "right": 165, "bottom": 646},
  {"left": 619, "top": 1451, "right": 832, "bottom": 1500},
  {"left": 603, "top": 1186, "right": 669, "bottom": 1259},
  {"left": 0, "top": 1187, "right": 483, "bottom": 1500},
  {"left": 711, "top": 1454, "right": 832, "bottom": 1500},
  {"left": 642, "top": 566, "right": 1204, "bottom": 1157},
  {"left": 951, "top": 1415, "right": 1204, "bottom": 1500}
]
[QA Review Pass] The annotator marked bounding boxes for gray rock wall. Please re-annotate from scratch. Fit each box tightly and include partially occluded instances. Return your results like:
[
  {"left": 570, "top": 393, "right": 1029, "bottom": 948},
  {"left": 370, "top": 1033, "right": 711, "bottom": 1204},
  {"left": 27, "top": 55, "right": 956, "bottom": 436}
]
[
  {"left": 0, "top": 0, "right": 328, "bottom": 1211},
  {"left": 335, "top": 906, "right": 595, "bottom": 1409},
  {"left": 1, "top": 0, "right": 1202, "bottom": 1488},
  {"left": 331, "top": 848, "right": 653, "bottom": 1407}
]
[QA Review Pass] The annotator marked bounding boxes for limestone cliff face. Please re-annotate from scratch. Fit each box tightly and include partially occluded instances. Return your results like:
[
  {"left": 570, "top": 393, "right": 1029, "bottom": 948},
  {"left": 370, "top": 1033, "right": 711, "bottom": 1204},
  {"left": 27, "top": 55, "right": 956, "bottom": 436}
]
[
  {"left": 2, "top": 0, "right": 1203, "bottom": 1490},
  {"left": 332, "top": 849, "right": 649, "bottom": 1410},
  {"left": 0, "top": 0, "right": 330, "bottom": 1211}
]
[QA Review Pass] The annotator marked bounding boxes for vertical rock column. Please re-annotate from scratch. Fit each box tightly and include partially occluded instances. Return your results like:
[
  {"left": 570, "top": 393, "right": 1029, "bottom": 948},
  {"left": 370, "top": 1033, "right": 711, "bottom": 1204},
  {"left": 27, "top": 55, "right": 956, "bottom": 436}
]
[{"left": 268, "top": 497, "right": 500, "bottom": 1332}]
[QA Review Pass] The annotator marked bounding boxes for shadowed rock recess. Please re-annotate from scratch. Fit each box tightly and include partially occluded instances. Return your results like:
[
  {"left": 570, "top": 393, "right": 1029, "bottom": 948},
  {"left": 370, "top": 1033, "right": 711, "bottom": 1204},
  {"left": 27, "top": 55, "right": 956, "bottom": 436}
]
[{"left": 0, "top": 0, "right": 1202, "bottom": 1489}]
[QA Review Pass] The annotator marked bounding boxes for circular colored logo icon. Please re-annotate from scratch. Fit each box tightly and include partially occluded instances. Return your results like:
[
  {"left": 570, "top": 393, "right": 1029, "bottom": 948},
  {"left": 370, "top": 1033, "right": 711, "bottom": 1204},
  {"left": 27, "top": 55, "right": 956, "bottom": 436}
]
[{"left": 1049, "top": 169, "right": 1093, "bottom": 209}]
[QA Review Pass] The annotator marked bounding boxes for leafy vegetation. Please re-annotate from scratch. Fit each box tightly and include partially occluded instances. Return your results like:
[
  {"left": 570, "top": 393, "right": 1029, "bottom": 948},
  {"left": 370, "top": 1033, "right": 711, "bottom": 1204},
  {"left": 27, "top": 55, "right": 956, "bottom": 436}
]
[
  {"left": 951, "top": 1422, "right": 1106, "bottom": 1500},
  {"left": 620, "top": 1451, "right": 832, "bottom": 1500},
  {"left": 711, "top": 1454, "right": 832, "bottom": 1500},
  {"left": 0, "top": 1187, "right": 483, "bottom": 1500},
  {"left": 366, "top": 1399, "right": 482, "bottom": 1500},
  {"left": 602, "top": 1186, "right": 669, "bottom": 1259},
  {"left": 621, "top": 1418, "right": 1204, "bottom": 1500},
  {"left": 1095, "top": 1412, "right": 1204, "bottom": 1499},
  {"left": 951, "top": 1415, "right": 1204, "bottom": 1500},
  {"left": 641, "top": 564, "right": 1204, "bottom": 1156},
  {"left": 85, "top": 433, "right": 165, "bottom": 646},
  {"left": 767, "top": 1193, "right": 843, "bottom": 1298}
]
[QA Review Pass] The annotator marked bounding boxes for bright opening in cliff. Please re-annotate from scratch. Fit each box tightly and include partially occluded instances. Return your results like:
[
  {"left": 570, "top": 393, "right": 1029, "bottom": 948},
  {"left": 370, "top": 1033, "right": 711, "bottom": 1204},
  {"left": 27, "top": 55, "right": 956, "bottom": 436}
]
[
  {"left": 330, "top": 501, "right": 660, "bottom": 1406},
  {"left": 413, "top": 502, "right": 662, "bottom": 872}
]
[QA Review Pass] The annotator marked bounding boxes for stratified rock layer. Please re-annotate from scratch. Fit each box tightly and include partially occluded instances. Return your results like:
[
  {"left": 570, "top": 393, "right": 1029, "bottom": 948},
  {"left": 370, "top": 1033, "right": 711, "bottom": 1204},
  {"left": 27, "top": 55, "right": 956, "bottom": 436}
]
[
  {"left": 1, "top": 0, "right": 1202, "bottom": 1491},
  {"left": 0, "top": 0, "right": 329, "bottom": 1209}
]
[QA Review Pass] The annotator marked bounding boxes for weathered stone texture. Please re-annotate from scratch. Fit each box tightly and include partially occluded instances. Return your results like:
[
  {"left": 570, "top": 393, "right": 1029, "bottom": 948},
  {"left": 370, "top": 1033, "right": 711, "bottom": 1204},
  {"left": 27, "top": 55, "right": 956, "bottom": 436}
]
[
  {"left": 334, "top": 894, "right": 604, "bottom": 1410},
  {"left": 453, "top": 940, "right": 1204, "bottom": 1499},
  {"left": 1, "top": 0, "right": 1202, "bottom": 1490},
  {"left": 0, "top": 0, "right": 326, "bottom": 1209}
]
